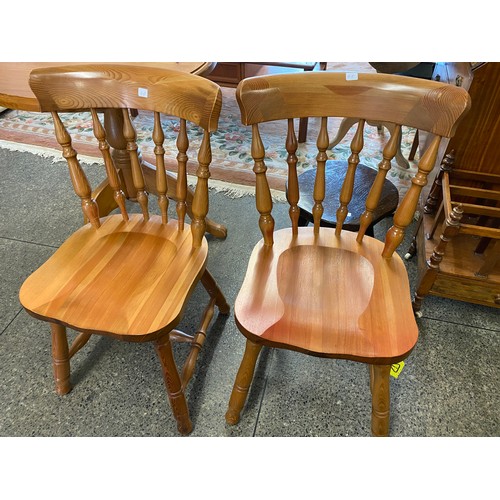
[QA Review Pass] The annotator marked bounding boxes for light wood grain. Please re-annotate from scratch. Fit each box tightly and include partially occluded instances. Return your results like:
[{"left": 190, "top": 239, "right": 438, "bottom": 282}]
[
  {"left": 235, "top": 227, "right": 418, "bottom": 363},
  {"left": 29, "top": 64, "right": 222, "bottom": 131},
  {"left": 18, "top": 65, "right": 228, "bottom": 435},
  {"left": 0, "top": 62, "right": 215, "bottom": 111},
  {"left": 227, "top": 71, "right": 472, "bottom": 435},
  {"left": 20, "top": 215, "right": 209, "bottom": 339},
  {"left": 236, "top": 72, "right": 470, "bottom": 137}
]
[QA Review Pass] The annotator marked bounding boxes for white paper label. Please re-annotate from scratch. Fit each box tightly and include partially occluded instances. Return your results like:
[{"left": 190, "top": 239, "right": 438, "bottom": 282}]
[
  {"left": 138, "top": 87, "right": 148, "bottom": 98},
  {"left": 346, "top": 72, "right": 358, "bottom": 81}
]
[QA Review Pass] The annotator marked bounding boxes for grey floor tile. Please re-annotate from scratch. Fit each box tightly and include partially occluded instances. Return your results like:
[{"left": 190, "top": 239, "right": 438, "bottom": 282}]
[
  {"left": 251, "top": 318, "right": 499, "bottom": 437},
  {"left": 0, "top": 149, "right": 105, "bottom": 246},
  {"left": 0, "top": 238, "right": 55, "bottom": 333},
  {"left": 0, "top": 306, "right": 248, "bottom": 436},
  {"left": 1, "top": 147, "right": 498, "bottom": 438}
]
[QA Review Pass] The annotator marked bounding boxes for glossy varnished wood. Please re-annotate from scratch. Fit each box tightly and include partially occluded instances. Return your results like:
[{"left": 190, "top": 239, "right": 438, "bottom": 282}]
[
  {"left": 227, "top": 71, "right": 471, "bottom": 435},
  {"left": 18, "top": 66, "right": 229, "bottom": 435},
  {"left": 20, "top": 215, "right": 209, "bottom": 339},
  {"left": 0, "top": 62, "right": 227, "bottom": 240},
  {"left": 236, "top": 72, "right": 470, "bottom": 137},
  {"left": 234, "top": 227, "right": 418, "bottom": 363},
  {"left": 0, "top": 62, "right": 215, "bottom": 111},
  {"left": 29, "top": 65, "right": 221, "bottom": 131}
]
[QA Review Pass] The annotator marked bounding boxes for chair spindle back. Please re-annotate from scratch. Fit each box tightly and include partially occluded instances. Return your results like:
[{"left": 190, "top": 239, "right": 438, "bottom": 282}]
[
  {"left": 236, "top": 72, "right": 471, "bottom": 258},
  {"left": 29, "top": 64, "right": 222, "bottom": 248}
]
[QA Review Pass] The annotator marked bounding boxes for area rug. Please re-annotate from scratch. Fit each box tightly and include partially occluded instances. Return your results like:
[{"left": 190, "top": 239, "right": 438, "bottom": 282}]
[{"left": 0, "top": 62, "right": 419, "bottom": 200}]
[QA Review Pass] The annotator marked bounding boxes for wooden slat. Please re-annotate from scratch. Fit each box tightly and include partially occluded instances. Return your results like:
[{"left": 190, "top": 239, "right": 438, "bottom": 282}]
[
  {"left": 51, "top": 111, "right": 100, "bottom": 228},
  {"left": 452, "top": 201, "right": 500, "bottom": 219},
  {"left": 383, "top": 135, "right": 442, "bottom": 258},
  {"left": 153, "top": 111, "right": 169, "bottom": 224},
  {"left": 335, "top": 119, "right": 364, "bottom": 236},
  {"left": 313, "top": 117, "right": 329, "bottom": 233},
  {"left": 459, "top": 224, "right": 500, "bottom": 239},
  {"left": 191, "top": 130, "right": 211, "bottom": 248},
  {"left": 286, "top": 118, "right": 299, "bottom": 234},
  {"left": 252, "top": 124, "right": 274, "bottom": 246},
  {"left": 176, "top": 119, "right": 188, "bottom": 231},
  {"left": 90, "top": 108, "right": 128, "bottom": 221},
  {"left": 122, "top": 108, "right": 149, "bottom": 221},
  {"left": 29, "top": 64, "right": 222, "bottom": 131},
  {"left": 450, "top": 184, "right": 500, "bottom": 201},
  {"left": 236, "top": 72, "right": 470, "bottom": 137},
  {"left": 357, "top": 123, "right": 400, "bottom": 243},
  {"left": 450, "top": 169, "right": 500, "bottom": 185}
]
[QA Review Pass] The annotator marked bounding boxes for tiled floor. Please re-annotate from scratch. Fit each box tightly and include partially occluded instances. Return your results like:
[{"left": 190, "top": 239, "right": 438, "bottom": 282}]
[{"left": 0, "top": 147, "right": 499, "bottom": 439}]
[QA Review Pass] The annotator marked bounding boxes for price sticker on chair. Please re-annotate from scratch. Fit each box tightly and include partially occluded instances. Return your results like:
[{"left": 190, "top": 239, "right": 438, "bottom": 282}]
[
  {"left": 390, "top": 361, "right": 405, "bottom": 378},
  {"left": 138, "top": 87, "right": 149, "bottom": 98},
  {"left": 346, "top": 72, "right": 358, "bottom": 81}
]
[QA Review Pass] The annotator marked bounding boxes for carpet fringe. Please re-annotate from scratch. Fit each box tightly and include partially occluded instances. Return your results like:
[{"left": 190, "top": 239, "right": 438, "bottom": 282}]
[
  {"left": 0, "top": 139, "right": 286, "bottom": 202},
  {"left": 0, "top": 139, "right": 104, "bottom": 165}
]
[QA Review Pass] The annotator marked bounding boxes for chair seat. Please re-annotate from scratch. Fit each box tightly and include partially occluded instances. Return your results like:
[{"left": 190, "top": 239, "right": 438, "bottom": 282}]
[
  {"left": 20, "top": 214, "right": 208, "bottom": 340},
  {"left": 234, "top": 227, "right": 418, "bottom": 363}
]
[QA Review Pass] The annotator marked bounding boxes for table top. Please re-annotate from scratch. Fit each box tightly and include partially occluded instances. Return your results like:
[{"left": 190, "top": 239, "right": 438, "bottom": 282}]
[{"left": 0, "top": 62, "right": 214, "bottom": 111}]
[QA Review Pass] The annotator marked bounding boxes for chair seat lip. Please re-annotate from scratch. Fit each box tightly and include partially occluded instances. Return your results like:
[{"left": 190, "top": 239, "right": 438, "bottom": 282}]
[
  {"left": 234, "top": 227, "right": 418, "bottom": 363},
  {"left": 20, "top": 214, "right": 208, "bottom": 339}
]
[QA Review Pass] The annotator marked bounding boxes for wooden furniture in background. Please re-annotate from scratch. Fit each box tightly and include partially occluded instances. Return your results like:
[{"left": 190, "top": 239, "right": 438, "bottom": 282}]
[
  {"left": 292, "top": 161, "right": 399, "bottom": 236},
  {"left": 0, "top": 62, "right": 227, "bottom": 239},
  {"left": 411, "top": 153, "right": 500, "bottom": 312},
  {"left": 328, "top": 63, "right": 436, "bottom": 170},
  {"left": 208, "top": 62, "right": 326, "bottom": 142},
  {"left": 225, "top": 71, "right": 470, "bottom": 436},
  {"left": 407, "top": 62, "right": 500, "bottom": 311},
  {"left": 19, "top": 65, "right": 230, "bottom": 435}
]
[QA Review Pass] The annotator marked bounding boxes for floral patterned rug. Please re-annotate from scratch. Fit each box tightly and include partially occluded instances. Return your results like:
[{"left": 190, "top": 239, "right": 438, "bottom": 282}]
[{"left": 0, "top": 62, "right": 419, "bottom": 200}]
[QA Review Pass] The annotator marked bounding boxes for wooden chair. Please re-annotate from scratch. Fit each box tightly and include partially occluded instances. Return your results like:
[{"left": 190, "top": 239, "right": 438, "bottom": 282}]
[
  {"left": 225, "top": 72, "right": 470, "bottom": 436},
  {"left": 19, "top": 65, "right": 230, "bottom": 435}
]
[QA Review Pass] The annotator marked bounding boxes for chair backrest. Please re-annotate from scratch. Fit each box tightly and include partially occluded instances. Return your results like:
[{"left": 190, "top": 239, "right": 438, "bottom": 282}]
[
  {"left": 236, "top": 71, "right": 471, "bottom": 258},
  {"left": 29, "top": 64, "right": 222, "bottom": 248}
]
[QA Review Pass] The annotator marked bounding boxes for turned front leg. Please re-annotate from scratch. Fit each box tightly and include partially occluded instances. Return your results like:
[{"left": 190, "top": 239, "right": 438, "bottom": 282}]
[
  {"left": 370, "top": 364, "right": 391, "bottom": 437},
  {"left": 226, "top": 339, "right": 262, "bottom": 425},
  {"left": 50, "top": 323, "right": 71, "bottom": 395},
  {"left": 155, "top": 334, "right": 192, "bottom": 435}
]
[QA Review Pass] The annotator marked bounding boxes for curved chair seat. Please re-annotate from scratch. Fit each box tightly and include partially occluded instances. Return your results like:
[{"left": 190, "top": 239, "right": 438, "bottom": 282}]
[
  {"left": 235, "top": 227, "right": 418, "bottom": 363},
  {"left": 225, "top": 71, "right": 470, "bottom": 436},
  {"left": 20, "top": 214, "right": 208, "bottom": 340},
  {"left": 19, "top": 65, "right": 230, "bottom": 435}
]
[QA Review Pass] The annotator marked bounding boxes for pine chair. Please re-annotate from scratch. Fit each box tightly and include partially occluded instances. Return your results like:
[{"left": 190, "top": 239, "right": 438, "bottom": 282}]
[
  {"left": 19, "top": 65, "right": 229, "bottom": 435},
  {"left": 225, "top": 71, "right": 470, "bottom": 436}
]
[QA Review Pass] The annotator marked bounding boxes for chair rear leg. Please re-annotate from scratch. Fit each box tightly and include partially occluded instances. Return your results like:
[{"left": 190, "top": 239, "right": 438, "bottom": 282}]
[
  {"left": 201, "top": 269, "right": 230, "bottom": 315},
  {"left": 226, "top": 339, "right": 262, "bottom": 425},
  {"left": 370, "top": 364, "right": 391, "bottom": 436},
  {"left": 50, "top": 323, "right": 72, "bottom": 395},
  {"left": 155, "top": 334, "right": 193, "bottom": 435}
]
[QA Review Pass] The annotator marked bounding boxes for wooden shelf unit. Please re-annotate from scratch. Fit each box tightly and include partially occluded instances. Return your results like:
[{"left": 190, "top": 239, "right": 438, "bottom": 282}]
[
  {"left": 413, "top": 161, "right": 500, "bottom": 310},
  {"left": 410, "top": 62, "right": 500, "bottom": 311}
]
